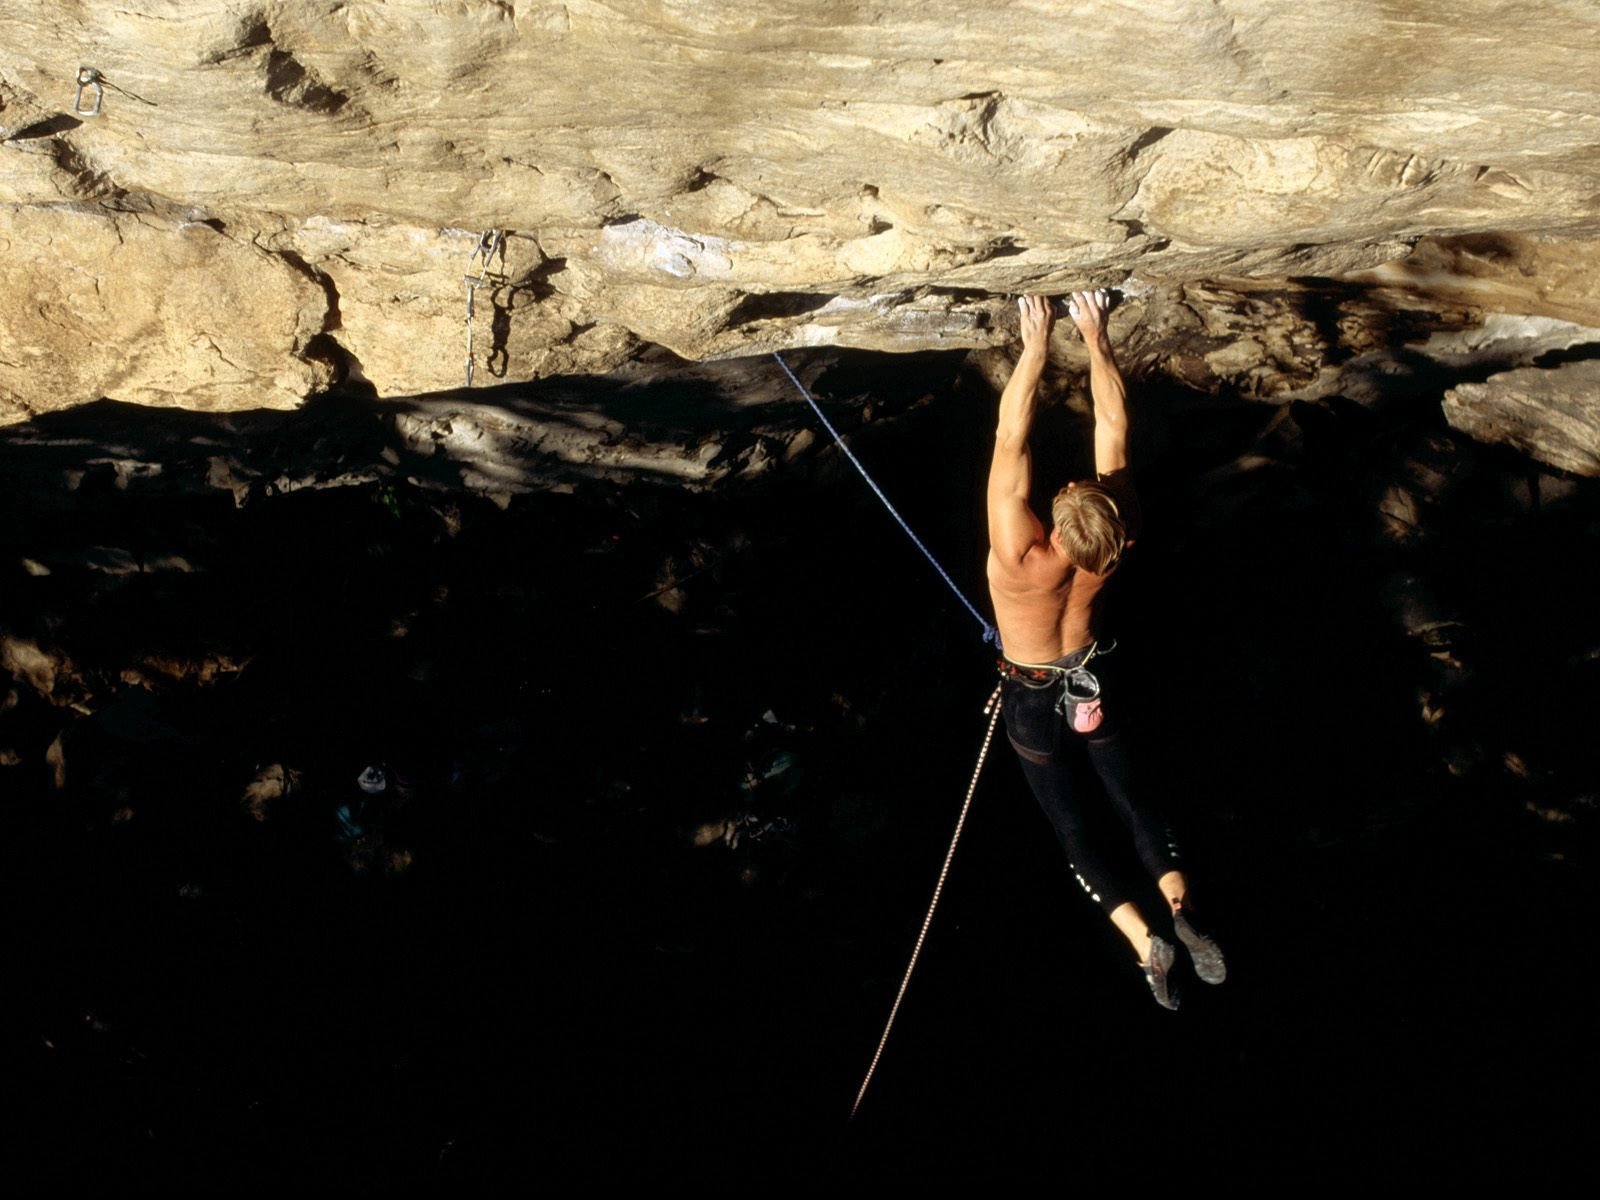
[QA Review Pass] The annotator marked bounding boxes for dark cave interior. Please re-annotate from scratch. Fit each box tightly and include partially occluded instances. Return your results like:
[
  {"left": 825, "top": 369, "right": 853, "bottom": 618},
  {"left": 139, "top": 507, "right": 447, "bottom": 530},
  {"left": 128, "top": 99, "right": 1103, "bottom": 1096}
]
[{"left": 3, "top": 340, "right": 1596, "bottom": 1185}]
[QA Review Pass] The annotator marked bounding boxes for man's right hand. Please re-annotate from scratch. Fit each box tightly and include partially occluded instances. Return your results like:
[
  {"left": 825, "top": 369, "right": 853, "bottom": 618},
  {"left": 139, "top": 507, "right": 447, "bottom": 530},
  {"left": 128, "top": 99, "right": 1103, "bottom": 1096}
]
[{"left": 1018, "top": 295, "right": 1054, "bottom": 355}]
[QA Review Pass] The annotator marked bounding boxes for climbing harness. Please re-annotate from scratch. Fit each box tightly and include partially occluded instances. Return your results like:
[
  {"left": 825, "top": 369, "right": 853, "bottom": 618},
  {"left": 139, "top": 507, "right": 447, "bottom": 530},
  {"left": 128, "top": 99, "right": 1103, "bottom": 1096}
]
[
  {"left": 74, "top": 68, "right": 103, "bottom": 117},
  {"left": 773, "top": 352, "right": 1000, "bottom": 649},
  {"left": 998, "top": 640, "right": 1117, "bottom": 733},
  {"left": 851, "top": 681, "right": 1004, "bottom": 1119},
  {"left": 998, "top": 640, "right": 1116, "bottom": 704},
  {"left": 463, "top": 229, "right": 505, "bottom": 388}
]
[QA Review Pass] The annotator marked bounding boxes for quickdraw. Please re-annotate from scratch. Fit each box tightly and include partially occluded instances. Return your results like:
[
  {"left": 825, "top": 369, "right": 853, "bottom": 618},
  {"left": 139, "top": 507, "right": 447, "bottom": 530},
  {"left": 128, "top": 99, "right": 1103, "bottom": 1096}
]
[
  {"left": 463, "top": 229, "right": 505, "bottom": 388},
  {"left": 74, "top": 68, "right": 103, "bottom": 117}
]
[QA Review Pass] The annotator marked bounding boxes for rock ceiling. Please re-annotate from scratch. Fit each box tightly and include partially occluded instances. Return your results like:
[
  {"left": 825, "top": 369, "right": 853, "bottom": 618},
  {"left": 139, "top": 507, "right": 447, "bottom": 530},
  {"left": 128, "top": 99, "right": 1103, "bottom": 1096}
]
[{"left": 2, "top": 2, "right": 1599, "bottom": 471}]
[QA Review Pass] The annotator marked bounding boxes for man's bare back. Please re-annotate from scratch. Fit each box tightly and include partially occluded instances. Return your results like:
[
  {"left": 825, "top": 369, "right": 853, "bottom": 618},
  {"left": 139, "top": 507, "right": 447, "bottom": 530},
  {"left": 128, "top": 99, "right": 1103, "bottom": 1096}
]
[{"left": 985, "top": 290, "right": 1131, "bottom": 663}]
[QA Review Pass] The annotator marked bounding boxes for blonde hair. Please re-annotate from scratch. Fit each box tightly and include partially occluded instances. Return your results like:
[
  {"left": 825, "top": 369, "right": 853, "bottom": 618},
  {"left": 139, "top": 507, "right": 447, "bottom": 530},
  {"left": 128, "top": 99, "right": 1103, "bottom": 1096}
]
[{"left": 1051, "top": 482, "right": 1126, "bottom": 575}]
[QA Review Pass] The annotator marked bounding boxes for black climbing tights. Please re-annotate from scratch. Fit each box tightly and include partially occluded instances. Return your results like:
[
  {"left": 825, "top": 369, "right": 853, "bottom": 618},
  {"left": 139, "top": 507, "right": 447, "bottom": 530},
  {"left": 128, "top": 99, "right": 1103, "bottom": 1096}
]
[{"left": 1000, "top": 667, "right": 1182, "bottom": 915}]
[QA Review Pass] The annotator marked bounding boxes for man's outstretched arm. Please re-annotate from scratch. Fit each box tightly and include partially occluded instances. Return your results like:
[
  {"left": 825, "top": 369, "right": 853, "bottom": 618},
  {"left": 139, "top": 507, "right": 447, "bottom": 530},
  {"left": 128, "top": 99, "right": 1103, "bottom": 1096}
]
[
  {"left": 988, "top": 295, "right": 1054, "bottom": 566},
  {"left": 1068, "top": 289, "right": 1129, "bottom": 477}
]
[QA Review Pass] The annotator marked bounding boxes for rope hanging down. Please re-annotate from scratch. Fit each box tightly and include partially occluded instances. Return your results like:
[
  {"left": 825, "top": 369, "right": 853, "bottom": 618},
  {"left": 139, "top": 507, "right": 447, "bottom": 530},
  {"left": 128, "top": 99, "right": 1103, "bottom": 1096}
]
[
  {"left": 773, "top": 351, "right": 1004, "bottom": 1113},
  {"left": 773, "top": 353, "right": 999, "bottom": 648},
  {"left": 850, "top": 682, "right": 1005, "bottom": 1119}
]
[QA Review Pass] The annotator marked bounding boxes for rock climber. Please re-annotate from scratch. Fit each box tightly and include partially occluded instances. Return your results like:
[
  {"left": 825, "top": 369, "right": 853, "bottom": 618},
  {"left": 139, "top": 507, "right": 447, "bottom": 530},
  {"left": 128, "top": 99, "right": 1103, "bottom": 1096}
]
[{"left": 985, "top": 289, "right": 1226, "bottom": 1010}]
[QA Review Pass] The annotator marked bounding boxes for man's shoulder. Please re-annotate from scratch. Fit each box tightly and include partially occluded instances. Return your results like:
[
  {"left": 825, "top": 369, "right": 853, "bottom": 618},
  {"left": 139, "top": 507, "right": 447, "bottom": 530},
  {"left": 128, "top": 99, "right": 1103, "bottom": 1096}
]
[{"left": 989, "top": 541, "right": 1070, "bottom": 590}]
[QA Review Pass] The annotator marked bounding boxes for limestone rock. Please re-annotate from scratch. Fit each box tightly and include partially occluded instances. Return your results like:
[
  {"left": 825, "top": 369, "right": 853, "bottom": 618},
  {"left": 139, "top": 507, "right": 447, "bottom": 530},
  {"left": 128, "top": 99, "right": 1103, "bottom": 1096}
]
[
  {"left": 1350, "top": 235, "right": 1600, "bottom": 329},
  {"left": 1444, "top": 361, "right": 1600, "bottom": 477},
  {"left": 0, "top": 204, "right": 332, "bottom": 422},
  {"left": 263, "top": 220, "right": 634, "bottom": 396},
  {"left": 2, "top": 2, "right": 1600, "bottom": 417}
]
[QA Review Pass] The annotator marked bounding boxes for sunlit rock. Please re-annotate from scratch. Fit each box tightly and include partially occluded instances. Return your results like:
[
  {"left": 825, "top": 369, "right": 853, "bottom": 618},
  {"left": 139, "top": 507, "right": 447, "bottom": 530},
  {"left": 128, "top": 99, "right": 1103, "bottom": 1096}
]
[
  {"left": 1444, "top": 361, "right": 1600, "bottom": 477},
  {"left": 1, "top": 1, "right": 1598, "bottom": 422}
]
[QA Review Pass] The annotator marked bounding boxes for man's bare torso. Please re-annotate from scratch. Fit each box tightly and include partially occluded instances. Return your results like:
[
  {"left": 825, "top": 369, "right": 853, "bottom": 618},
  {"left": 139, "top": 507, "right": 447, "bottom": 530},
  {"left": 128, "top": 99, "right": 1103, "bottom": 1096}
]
[{"left": 987, "top": 540, "right": 1112, "bottom": 664}]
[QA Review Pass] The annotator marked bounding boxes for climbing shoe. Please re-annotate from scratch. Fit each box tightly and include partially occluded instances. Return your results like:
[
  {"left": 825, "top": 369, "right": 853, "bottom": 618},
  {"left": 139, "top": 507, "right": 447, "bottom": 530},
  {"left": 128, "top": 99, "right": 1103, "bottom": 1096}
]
[
  {"left": 1173, "top": 905, "right": 1227, "bottom": 985},
  {"left": 1142, "top": 935, "right": 1180, "bottom": 1011}
]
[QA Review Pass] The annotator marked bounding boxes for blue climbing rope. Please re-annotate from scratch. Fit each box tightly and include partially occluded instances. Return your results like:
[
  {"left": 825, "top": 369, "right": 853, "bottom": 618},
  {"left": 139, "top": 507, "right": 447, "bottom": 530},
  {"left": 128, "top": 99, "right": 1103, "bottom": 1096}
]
[{"left": 773, "top": 353, "right": 1000, "bottom": 648}]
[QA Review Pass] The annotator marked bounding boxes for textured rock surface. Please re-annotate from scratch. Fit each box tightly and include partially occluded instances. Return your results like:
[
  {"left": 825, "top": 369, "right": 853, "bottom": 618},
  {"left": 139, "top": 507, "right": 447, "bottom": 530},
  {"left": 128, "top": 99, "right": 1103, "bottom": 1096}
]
[
  {"left": 1444, "top": 361, "right": 1600, "bottom": 477},
  {"left": 0, "top": 203, "right": 333, "bottom": 418},
  {"left": 1350, "top": 235, "right": 1600, "bottom": 330},
  {"left": 4, "top": 1, "right": 1600, "bottom": 423}
]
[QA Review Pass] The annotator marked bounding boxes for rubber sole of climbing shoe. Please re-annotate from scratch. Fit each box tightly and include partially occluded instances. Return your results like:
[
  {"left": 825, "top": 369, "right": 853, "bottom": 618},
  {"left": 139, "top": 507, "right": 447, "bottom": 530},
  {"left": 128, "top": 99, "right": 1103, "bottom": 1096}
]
[
  {"left": 1173, "top": 907, "right": 1227, "bottom": 985},
  {"left": 1143, "top": 935, "right": 1180, "bottom": 1011}
]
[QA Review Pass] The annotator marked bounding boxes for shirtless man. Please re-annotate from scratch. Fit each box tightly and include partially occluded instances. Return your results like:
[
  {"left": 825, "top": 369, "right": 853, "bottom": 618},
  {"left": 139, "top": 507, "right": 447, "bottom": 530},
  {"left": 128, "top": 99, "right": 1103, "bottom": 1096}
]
[{"left": 986, "top": 290, "right": 1224, "bottom": 1010}]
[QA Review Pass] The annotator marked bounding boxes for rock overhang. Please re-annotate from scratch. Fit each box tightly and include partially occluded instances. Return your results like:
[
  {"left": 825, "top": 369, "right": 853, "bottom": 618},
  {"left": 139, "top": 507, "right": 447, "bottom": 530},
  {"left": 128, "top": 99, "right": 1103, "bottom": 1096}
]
[{"left": 1, "top": 0, "right": 1598, "bottom": 477}]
